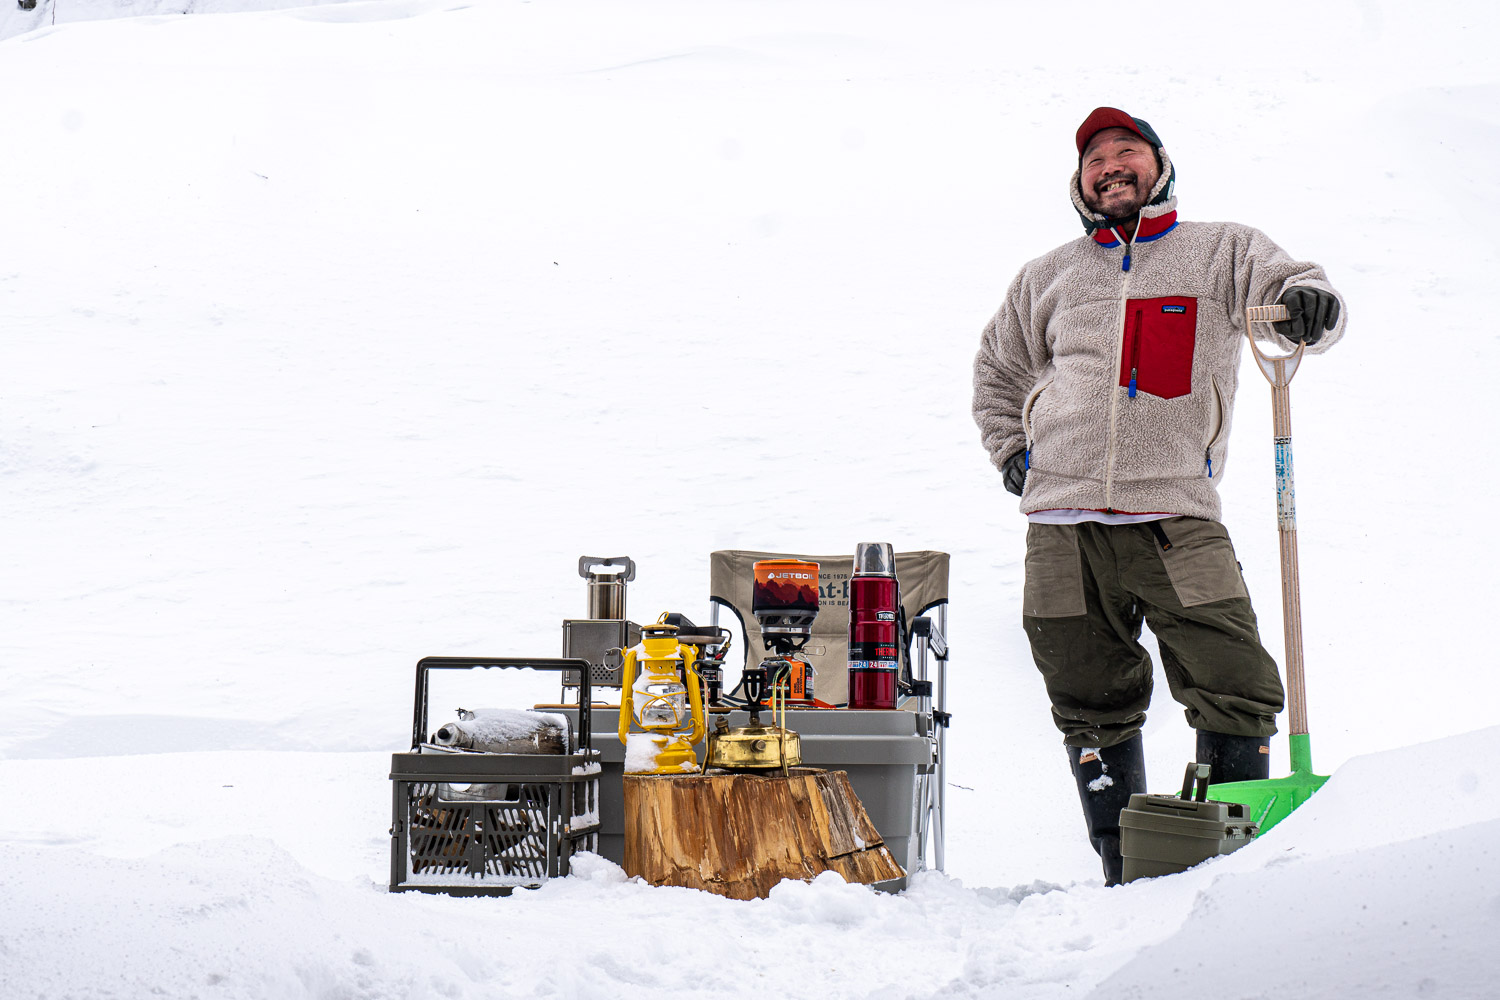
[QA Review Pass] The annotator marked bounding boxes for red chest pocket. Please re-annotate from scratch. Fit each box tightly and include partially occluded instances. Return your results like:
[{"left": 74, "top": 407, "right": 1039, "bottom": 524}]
[{"left": 1119, "top": 296, "right": 1197, "bottom": 400}]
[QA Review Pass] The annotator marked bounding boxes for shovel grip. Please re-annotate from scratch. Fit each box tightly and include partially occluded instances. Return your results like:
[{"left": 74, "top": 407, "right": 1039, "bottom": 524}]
[
  {"left": 1245, "top": 303, "right": 1304, "bottom": 387},
  {"left": 1245, "top": 304, "right": 1289, "bottom": 325}
]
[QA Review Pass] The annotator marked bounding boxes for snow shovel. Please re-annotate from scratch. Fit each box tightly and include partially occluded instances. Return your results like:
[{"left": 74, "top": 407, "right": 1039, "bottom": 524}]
[{"left": 1204, "top": 303, "right": 1329, "bottom": 832}]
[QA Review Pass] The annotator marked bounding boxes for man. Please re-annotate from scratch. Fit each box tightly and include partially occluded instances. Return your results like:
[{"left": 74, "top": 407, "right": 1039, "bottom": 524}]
[{"left": 971, "top": 108, "right": 1345, "bottom": 885}]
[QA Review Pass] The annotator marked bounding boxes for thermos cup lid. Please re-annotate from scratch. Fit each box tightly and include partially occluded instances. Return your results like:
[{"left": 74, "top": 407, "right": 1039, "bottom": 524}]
[{"left": 853, "top": 542, "right": 896, "bottom": 577}]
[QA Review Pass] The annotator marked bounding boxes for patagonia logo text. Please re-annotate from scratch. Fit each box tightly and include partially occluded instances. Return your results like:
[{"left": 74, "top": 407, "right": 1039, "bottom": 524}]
[{"left": 1161, "top": 305, "right": 1187, "bottom": 314}]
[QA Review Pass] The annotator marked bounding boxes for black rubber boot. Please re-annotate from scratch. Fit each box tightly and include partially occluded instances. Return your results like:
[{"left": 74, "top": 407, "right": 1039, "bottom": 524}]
[
  {"left": 1195, "top": 730, "right": 1271, "bottom": 783},
  {"left": 1068, "top": 734, "right": 1147, "bottom": 886}
]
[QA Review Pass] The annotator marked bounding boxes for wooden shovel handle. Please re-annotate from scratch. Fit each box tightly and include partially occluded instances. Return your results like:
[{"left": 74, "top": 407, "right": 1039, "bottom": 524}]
[
  {"left": 1244, "top": 303, "right": 1304, "bottom": 387},
  {"left": 1244, "top": 302, "right": 1310, "bottom": 737}
]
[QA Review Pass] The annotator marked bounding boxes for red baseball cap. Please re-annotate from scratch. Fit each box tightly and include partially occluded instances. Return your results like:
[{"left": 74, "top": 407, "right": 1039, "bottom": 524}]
[{"left": 1075, "top": 107, "right": 1163, "bottom": 155}]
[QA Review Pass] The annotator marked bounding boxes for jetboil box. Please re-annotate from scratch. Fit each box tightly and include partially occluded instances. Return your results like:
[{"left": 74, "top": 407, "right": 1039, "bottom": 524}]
[{"left": 1120, "top": 763, "right": 1259, "bottom": 882}]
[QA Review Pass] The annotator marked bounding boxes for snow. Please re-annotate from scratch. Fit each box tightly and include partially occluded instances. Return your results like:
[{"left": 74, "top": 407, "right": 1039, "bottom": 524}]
[
  {"left": 2, "top": 0, "right": 1499, "bottom": 997},
  {"left": 622, "top": 731, "right": 699, "bottom": 773}
]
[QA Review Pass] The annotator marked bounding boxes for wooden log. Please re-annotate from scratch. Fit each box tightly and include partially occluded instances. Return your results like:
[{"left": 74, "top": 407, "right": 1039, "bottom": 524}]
[{"left": 623, "top": 767, "right": 905, "bottom": 899}]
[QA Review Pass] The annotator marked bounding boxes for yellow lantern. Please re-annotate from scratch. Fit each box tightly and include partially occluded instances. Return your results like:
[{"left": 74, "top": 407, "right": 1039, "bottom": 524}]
[{"left": 617, "top": 615, "right": 707, "bottom": 774}]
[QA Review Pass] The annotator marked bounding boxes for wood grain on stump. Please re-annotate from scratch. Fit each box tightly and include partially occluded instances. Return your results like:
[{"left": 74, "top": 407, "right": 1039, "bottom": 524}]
[{"left": 623, "top": 767, "right": 905, "bottom": 899}]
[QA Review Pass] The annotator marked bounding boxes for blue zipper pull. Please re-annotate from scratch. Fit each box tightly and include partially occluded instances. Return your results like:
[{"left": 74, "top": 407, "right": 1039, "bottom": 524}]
[
  {"left": 1205, "top": 448, "right": 1213, "bottom": 478},
  {"left": 1128, "top": 372, "right": 1137, "bottom": 398},
  {"left": 1111, "top": 226, "right": 1132, "bottom": 272},
  {"left": 1024, "top": 450, "right": 1030, "bottom": 470}
]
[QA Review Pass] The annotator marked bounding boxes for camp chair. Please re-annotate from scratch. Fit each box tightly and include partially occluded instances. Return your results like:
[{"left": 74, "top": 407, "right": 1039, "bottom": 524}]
[{"left": 707, "top": 548, "right": 951, "bottom": 872}]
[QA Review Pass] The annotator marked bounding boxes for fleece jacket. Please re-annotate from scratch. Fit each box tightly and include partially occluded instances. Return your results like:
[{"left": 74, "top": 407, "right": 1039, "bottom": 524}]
[{"left": 972, "top": 191, "right": 1346, "bottom": 521}]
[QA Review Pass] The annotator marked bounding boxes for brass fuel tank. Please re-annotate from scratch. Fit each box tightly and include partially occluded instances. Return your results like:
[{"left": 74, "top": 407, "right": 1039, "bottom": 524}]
[{"left": 705, "top": 718, "right": 802, "bottom": 772}]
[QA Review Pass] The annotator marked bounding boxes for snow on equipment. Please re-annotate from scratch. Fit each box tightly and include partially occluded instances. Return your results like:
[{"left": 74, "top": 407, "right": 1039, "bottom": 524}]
[
  {"left": 388, "top": 658, "right": 601, "bottom": 896},
  {"left": 618, "top": 615, "right": 707, "bottom": 774}
]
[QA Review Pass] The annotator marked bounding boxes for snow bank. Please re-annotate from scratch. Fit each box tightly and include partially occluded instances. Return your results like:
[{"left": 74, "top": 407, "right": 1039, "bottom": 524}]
[{"left": 1, "top": 730, "right": 1496, "bottom": 998}]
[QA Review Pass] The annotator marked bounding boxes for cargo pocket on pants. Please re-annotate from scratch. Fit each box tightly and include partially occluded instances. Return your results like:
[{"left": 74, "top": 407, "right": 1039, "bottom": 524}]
[
  {"left": 1023, "top": 523, "right": 1087, "bottom": 618},
  {"left": 1153, "top": 517, "right": 1249, "bottom": 607}
]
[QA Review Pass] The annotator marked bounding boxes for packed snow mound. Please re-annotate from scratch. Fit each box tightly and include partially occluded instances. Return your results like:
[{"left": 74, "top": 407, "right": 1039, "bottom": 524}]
[
  {"left": 1, "top": 729, "right": 1496, "bottom": 999},
  {"left": 1091, "top": 821, "right": 1500, "bottom": 999},
  {"left": 1085, "top": 727, "right": 1500, "bottom": 999}
]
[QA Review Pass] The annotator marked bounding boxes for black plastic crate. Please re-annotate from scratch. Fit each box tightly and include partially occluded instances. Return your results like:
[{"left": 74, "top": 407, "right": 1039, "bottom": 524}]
[{"left": 389, "top": 657, "right": 600, "bottom": 896}]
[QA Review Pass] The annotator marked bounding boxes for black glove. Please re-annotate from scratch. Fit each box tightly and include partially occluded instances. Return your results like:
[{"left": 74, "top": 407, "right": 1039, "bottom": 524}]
[
  {"left": 1274, "top": 287, "right": 1340, "bottom": 346},
  {"left": 1002, "top": 450, "right": 1027, "bottom": 496}
]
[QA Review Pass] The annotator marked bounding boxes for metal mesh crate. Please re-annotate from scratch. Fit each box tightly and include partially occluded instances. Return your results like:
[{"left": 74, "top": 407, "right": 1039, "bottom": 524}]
[{"left": 389, "top": 657, "right": 600, "bottom": 896}]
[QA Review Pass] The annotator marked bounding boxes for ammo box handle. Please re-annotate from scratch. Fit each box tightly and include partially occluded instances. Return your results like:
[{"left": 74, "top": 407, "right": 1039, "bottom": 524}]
[
  {"left": 411, "top": 656, "right": 593, "bottom": 754},
  {"left": 1180, "top": 762, "right": 1212, "bottom": 802}
]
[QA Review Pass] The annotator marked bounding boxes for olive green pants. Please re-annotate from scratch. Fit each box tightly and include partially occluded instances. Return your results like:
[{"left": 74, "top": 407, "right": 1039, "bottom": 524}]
[{"left": 1022, "top": 517, "right": 1284, "bottom": 749}]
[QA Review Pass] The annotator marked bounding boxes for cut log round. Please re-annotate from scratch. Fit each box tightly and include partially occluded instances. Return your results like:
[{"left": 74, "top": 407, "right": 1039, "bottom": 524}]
[{"left": 623, "top": 767, "right": 905, "bottom": 899}]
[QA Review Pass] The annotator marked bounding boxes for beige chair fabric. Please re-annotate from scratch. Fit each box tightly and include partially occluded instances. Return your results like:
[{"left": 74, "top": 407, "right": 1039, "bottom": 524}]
[{"left": 708, "top": 549, "right": 950, "bottom": 706}]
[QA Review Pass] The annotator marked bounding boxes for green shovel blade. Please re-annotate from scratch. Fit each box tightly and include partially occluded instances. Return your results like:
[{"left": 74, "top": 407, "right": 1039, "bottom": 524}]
[{"left": 1204, "top": 733, "right": 1329, "bottom": 833}]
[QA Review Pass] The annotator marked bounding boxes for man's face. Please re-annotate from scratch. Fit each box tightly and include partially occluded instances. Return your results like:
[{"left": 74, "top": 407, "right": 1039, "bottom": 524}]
[{"left": 1080, "top": 127, "right": 1161, "bottom": 219}]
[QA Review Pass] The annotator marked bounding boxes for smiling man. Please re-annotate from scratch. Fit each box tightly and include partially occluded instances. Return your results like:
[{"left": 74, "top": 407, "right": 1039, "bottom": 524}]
[{"left": 971, "top": 107, "right": 1347, "bottom": 885}]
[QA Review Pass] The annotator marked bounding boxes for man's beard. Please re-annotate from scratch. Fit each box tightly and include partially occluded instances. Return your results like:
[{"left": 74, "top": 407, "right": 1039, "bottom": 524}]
[{"left": 1084, "top": 172, "right": 1151, "bottom": 220}]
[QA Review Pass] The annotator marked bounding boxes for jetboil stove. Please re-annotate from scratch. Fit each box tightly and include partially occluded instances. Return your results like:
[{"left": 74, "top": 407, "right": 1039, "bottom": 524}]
[{"left": 703, "top": 558, "right": 819, "bottom": 773}]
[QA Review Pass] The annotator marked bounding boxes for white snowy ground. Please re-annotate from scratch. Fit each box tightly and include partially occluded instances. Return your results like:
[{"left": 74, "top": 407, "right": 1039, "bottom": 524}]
[{"left": 2, "top": 0, "right": 1498, "bottom": 997}]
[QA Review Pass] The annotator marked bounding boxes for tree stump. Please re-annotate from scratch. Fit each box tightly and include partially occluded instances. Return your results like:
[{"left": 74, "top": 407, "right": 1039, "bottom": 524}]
[{"left": 623, "top": 767, "right": 905, "bottom": 899}]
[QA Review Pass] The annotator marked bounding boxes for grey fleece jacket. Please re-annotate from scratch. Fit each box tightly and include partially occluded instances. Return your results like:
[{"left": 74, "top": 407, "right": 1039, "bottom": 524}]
[{"left": 972, "top": 193, "right": 1346, "bottom": 521}]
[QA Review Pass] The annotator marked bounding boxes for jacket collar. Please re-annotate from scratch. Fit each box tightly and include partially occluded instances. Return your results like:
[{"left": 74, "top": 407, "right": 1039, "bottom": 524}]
[{"left": 1091, "top": 209, "right": 1178, "bottom": 248}]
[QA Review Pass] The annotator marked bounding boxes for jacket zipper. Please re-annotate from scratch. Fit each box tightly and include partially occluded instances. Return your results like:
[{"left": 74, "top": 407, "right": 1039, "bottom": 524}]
[
  {"left": 1127, "top": 307, "right": 1143, "bottom": 399},
  {"left": 1204, "top": 375, "right": 1225, "bottom": 479},
  {"left": 1020, "top": 377, "right": 1053, "bottom": 457},
  {"left": 1102, "top": 223, "right": 1138, "bottom": 511}
]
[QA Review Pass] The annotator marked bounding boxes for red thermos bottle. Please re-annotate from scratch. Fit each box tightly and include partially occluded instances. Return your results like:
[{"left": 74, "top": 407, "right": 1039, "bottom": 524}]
[{"left": 847, "top": 542, "right": 899, "bottom": 710}]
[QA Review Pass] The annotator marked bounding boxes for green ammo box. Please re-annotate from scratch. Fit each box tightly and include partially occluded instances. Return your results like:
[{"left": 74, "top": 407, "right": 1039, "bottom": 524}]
[{"left": 1120, "top": 763, "right": 1259, "bottom": 883}]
